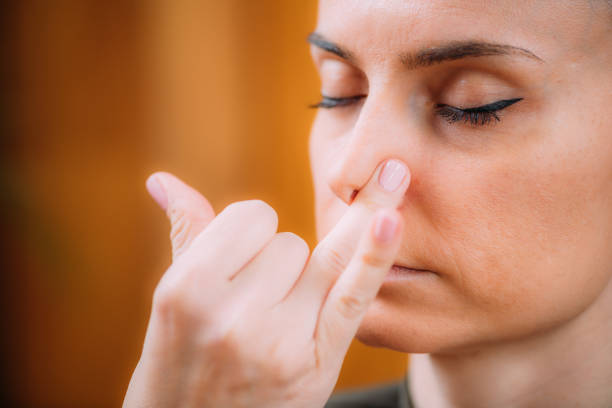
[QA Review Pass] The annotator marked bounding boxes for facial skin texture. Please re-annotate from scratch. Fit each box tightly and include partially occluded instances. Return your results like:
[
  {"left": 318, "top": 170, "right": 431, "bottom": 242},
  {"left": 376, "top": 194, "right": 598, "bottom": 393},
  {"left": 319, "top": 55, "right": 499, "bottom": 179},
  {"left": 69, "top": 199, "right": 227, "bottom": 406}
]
[{"left": 309, "top": 0, "right": 612, "bottom": 358}]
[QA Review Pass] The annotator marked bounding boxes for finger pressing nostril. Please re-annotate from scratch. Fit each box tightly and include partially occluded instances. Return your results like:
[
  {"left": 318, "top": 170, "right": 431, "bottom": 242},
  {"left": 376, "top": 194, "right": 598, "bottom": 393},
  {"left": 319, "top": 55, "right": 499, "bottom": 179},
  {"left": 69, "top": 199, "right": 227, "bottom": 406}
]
[{"left": 378, "top": 159, "right": 408, "bottom": 192}]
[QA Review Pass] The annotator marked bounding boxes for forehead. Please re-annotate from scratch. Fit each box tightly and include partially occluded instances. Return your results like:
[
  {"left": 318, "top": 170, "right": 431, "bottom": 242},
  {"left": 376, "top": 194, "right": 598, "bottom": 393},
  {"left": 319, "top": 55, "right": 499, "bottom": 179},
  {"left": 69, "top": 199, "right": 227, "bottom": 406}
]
[{"left": 315, "top": 0, "right": 591, "bottom": 61}]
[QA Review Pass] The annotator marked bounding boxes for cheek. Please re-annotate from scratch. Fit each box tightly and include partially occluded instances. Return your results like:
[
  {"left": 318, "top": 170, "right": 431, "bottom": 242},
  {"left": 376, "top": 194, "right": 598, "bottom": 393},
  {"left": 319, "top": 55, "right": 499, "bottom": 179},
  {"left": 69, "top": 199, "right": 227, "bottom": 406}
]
[
  {"left": 310, "top": 97, "right": 612, "bottom": 350},
  {"left": 309, "top": 119, "right": 344, "bottom": 243},
  {"left": 430, "top": 133, "right": 612, "bottom": 335}
]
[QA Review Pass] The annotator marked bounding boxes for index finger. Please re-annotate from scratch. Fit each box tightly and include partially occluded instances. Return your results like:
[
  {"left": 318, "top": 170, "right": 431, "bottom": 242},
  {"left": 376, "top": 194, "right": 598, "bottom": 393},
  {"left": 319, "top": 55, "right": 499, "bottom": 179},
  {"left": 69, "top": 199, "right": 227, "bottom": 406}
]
[{"left": 286, "top": 159, "right": 410, "bottom": 309}]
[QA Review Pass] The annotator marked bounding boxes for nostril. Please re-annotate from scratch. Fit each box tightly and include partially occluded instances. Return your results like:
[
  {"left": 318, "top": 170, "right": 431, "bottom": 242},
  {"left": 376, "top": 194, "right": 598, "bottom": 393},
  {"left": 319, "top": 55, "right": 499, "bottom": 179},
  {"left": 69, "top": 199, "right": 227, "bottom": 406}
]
[{"left": 349, "top": 190, "right": 358, "bottom": 203}]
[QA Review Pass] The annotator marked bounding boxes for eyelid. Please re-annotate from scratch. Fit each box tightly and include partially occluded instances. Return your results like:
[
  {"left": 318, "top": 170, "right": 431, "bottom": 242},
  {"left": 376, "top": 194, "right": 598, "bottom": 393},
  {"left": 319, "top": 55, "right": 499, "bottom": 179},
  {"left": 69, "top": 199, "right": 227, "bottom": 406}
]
[
  {"left": 309, "top": 94, "right": 366, "bottom": 109},
  {"left": 315, "top": 50, "right": 365, "bottom": 75},
  {"left": 435, "top": 98, "right": 523, "bottom": 126},
  {"left": 309, "top": 94, "right": 522, "bottom": 130},
  {"left": 314, "top": 58, "right": 368, "bottom": 97},
  {"left": 437, "top": 98, "right": 523, "bottom": 112}
]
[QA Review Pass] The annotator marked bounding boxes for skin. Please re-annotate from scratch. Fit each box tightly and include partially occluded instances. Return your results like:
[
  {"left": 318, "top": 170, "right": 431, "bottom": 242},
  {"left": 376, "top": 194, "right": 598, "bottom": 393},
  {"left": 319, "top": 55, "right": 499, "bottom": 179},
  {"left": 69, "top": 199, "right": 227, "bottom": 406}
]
[
  {"left": 309, "top": 0, "right": 612, "bottom": 406},
  {"left": 124, "top": 1, "right": 612, "bottom": 407},
  {"left": 124, "top": 165, "right": 412, "bottom": 407}
]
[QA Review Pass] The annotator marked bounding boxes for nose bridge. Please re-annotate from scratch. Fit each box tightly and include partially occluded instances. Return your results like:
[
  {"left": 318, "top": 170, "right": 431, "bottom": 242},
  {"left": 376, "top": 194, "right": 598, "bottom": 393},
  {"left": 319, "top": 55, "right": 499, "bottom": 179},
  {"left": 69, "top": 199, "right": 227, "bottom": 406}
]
[{"left": 327, "top": 91, "right": 406, "bottom": 204}]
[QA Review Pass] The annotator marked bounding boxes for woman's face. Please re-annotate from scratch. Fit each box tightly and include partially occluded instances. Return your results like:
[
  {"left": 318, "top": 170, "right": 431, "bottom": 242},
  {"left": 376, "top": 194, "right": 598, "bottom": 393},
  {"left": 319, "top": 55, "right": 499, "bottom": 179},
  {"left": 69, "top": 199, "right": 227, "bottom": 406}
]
[{"left": 309, "top": 0, "right": 612, "bottom": 353}]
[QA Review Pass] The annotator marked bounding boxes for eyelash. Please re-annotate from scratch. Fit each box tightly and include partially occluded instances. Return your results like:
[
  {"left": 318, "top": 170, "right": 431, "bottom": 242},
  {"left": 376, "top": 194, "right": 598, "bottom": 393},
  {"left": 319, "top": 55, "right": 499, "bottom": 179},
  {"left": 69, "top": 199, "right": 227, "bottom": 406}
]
[
  {"left": 310, "top": 96, "right": 523, "bottom": 127},
  {"left": 309, "top": 95, "right": 367, "bottom": 109},
  {"left": 436, "top": 98, "right": 523, "bottom": 126}
]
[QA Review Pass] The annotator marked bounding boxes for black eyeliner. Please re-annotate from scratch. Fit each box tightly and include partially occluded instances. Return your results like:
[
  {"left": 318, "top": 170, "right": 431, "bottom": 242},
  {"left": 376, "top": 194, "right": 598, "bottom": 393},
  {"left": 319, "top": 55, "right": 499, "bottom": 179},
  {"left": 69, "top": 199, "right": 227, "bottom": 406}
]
[
  {"left": 465, "top": 98, "right": 523, "bottom": 112},
  {"left": 436, "top": 98, "right": 523, "bottom": 125}
]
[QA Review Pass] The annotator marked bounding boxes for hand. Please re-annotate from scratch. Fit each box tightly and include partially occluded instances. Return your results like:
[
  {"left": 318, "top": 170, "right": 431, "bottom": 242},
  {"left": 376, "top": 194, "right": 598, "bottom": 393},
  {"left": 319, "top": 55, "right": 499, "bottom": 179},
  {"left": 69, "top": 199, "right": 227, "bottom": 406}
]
[{"left": 123, "top": 159, "right": 410, "bottom": 407}]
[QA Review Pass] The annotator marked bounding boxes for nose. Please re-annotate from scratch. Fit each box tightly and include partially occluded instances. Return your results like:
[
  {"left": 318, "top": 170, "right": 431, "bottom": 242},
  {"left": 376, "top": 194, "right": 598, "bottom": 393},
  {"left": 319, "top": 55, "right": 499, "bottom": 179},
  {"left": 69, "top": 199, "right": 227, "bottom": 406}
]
[
  {"left": 326, "top": 93, "right": 416, "bottom": 205},
  {"left": 326, "top": 136, "right": 375, "bottom": 205}
]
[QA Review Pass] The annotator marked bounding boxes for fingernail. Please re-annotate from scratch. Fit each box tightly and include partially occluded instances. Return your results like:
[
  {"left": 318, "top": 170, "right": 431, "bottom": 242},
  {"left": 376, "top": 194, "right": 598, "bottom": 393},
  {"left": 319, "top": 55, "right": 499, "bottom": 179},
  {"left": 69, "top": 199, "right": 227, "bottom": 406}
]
[
  {"left": 378, "top": 159, "right": 407, "bottom": 192},
  {"left": 146, "top": 175, "right": 168, "bottom": 211},
  {"left": 373, "top": 212, "right": 398, "bottom": 243}
]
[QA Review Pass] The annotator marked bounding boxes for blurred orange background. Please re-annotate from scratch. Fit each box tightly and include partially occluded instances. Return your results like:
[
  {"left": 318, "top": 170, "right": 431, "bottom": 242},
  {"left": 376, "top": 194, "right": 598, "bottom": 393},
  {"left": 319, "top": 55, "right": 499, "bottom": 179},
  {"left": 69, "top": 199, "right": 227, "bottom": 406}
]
[{"left": 4, "top": 1, "right": 407, "bottom": 406}]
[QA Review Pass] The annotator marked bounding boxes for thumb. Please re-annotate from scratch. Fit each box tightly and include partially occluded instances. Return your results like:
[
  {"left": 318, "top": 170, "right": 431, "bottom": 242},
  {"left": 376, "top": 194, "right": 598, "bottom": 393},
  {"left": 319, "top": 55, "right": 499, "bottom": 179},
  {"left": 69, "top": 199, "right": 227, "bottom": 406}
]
[{"left": 146, "top": 172, "right": 216, "bottom": 260}]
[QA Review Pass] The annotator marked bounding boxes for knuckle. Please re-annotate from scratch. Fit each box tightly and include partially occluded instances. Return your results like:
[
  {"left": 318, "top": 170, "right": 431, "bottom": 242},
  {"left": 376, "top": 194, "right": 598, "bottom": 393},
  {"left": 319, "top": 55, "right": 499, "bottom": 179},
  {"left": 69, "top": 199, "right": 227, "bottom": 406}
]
[
  {"left": 357, "top": 196, "right": 385, "bottom": 212},
  {"left": 151, "top": 265, "right": 211, "bottom": 325},
  {"left": 247, "top": 199, "right": 278, "bottom": 228},
  {"left": 200, "top": 322, "right": 236, "bottom": 351},
  {"left": 275, "top": 232, "right": 310, "bottom": 257},
  {"left": 361, "top": 251, "right": 388, "bottom": 268},
  {"left": 152, "top": 279, "right": 185, "bottom": 320},
  {"left": 257, "top": 343, "right": 303, "bottom": 386},
  {"left": 225, "top": 200, "right": 279, "bottom": 232},
  {"left": 267, "top": 360, "right": 298, "bottom": 388},
  {"left": 221, "top": 200, "right": 246, "bottom": 216},
  {"left": 168, "top": 208, "right": 196, "bottom": 253},
  {"left": 312, "top": 244, "right": 349, "bottom": 275},
  {"left": 168, "top": 203, "right": 187, "bottom": 231},
  {"left": 336, "top": 292, "right": 367, "bottom": 320}
]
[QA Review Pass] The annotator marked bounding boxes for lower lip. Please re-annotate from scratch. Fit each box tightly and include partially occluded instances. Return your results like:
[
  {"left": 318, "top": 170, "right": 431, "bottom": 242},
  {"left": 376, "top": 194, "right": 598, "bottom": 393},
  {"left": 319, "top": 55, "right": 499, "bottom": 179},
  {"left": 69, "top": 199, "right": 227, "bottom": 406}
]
[{"left": 386, "top": 264, "right": 434, "bottom": 281}]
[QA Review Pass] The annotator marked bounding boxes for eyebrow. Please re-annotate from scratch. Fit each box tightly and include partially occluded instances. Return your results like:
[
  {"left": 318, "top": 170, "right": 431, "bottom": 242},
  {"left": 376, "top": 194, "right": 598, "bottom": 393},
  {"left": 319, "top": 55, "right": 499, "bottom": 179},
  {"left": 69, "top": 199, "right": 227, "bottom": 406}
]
[
  {"left": 307, "top": 32, "right": 543, "bottom": 68},
  {"left": 307, "top": 32, "right": 353, "bottom": 60}
]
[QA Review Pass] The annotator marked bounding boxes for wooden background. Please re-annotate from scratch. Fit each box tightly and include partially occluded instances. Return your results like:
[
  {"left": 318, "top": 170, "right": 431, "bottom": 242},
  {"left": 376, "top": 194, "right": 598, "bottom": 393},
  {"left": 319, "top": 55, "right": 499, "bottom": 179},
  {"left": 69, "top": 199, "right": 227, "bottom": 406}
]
[{"left": 4, "top": 1, "right": 408, "bottom": 406}]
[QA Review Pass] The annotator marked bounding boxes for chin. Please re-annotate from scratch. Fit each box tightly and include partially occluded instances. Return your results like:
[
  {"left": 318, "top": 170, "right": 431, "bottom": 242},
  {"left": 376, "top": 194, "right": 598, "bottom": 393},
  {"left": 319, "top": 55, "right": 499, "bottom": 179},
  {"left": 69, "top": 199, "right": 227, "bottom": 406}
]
[
  {"left": 354, "top": 302, "right": 446, "bottom": 354},
  {"left": 355, "top": 319, "right": 439, "bottom": 354},
  {"left": 354, "top": 297, "right": 487, "bottom": 355}
]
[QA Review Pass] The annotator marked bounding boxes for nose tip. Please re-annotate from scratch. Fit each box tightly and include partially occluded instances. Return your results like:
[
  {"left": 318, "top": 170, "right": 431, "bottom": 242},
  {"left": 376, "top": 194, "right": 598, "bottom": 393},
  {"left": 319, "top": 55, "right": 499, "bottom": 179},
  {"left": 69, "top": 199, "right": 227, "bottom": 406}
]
[
  {"left": 326, "top": 135, "right": 378, "bottom": 205},
  {"left": 327, "top": 156, "right": 364, "bottom": 205}
]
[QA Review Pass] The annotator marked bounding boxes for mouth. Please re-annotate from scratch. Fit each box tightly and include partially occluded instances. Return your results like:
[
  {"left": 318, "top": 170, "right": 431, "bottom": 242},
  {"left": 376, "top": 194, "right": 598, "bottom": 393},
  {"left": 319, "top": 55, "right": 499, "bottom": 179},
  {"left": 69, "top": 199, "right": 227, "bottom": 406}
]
[
  {"left": 392, "top": 264, "right": 431, "bottom": 272},
  {"left": 387, "top": 264, "right": 437, "bottom": 280}
]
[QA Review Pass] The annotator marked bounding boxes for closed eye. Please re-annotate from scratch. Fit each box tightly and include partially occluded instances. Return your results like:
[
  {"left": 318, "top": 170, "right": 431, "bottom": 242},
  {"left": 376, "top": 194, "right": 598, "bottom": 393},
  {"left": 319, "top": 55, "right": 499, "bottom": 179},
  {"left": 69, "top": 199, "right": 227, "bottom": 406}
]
[
  {"left": 309, "top": 95, "right": 523, "bottom": 128},
  {"left": 309, "top": 94, "right": 366, "bottom": 109},
  {"left": 435, "top": 98, "right": 523, "bottom": 126}
]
